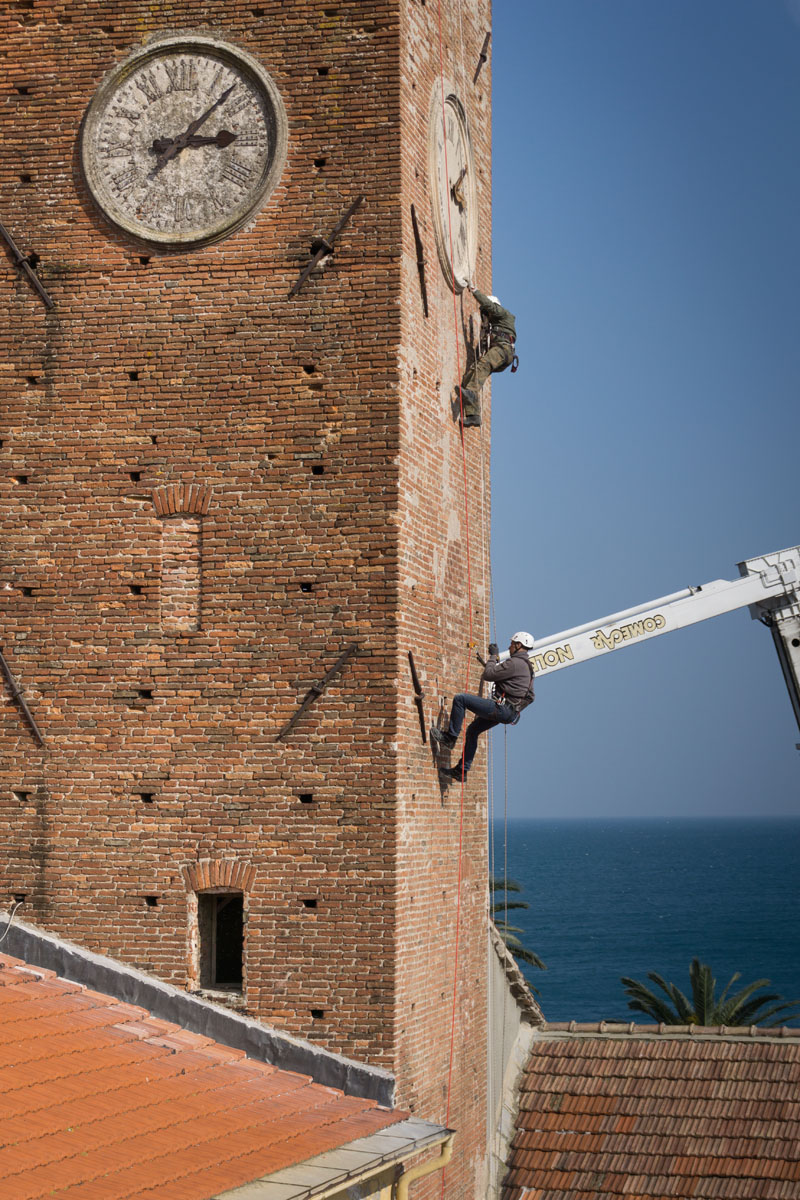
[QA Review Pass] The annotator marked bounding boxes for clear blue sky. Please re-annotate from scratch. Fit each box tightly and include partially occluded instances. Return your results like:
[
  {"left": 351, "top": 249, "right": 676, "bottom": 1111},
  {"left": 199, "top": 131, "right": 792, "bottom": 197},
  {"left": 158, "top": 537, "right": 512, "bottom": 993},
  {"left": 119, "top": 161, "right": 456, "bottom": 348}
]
[{"left": 487, "top": 0, "right": 800, "bottom": 818}]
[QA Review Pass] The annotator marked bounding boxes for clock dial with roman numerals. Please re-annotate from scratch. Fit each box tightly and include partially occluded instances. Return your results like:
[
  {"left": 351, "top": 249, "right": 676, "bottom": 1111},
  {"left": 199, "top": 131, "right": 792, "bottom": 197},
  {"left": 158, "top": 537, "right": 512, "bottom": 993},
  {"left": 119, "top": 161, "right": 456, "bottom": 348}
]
[
  {"left": 80, "top": 34, "right": 287, "bottom": 247},
  {"left": 428, "top": 87, "right": 477, "bottom": 292}
]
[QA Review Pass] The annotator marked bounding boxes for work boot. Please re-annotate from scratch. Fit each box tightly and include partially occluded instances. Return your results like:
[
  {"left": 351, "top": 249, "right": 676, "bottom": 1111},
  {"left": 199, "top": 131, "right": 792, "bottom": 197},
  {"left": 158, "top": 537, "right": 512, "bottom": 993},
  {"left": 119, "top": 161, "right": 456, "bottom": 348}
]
[
  {"left": 461, "top": 412, "right": 481, "bottom": 428},
  {"left": 439, "top": 765, "right": 468, "bottom": 784},
  {"left": 430, "top": 726, "right": 456, "bottom": 749}
]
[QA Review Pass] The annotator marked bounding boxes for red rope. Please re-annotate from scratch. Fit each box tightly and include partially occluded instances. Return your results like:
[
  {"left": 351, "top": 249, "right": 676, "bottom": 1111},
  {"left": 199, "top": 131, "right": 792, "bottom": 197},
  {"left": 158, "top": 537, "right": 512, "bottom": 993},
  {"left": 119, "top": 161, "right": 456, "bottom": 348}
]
[{"left": 435, "top": 0, "right": 476, "bottom": 1183}]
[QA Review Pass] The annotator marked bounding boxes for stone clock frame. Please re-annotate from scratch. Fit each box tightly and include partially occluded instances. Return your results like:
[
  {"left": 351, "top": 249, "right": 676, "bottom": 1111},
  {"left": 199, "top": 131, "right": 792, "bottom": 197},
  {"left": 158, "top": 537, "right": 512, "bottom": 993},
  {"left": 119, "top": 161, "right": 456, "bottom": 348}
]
[
  {"left": 427, "top": 81, "right": 478, "bottom": 291},
  {"left": 79, "top": 32, "right": 289, "bottom": 248}
]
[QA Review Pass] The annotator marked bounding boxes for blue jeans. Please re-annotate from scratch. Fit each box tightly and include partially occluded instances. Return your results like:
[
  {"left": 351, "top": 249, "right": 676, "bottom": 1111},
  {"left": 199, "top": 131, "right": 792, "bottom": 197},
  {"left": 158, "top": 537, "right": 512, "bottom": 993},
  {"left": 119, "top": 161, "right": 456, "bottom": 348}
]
[{"left": 447, "top": 693, "right": 516, "bottom": 773}]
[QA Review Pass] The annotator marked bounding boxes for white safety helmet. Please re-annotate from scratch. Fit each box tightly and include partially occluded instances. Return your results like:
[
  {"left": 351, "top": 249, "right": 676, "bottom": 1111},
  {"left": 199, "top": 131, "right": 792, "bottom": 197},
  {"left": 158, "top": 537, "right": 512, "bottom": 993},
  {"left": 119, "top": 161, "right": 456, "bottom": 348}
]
[
  {"left": 487, "top": 295, "right": 500, "bottom": 304},
  {"left": 511, "top": 631, "right": 535, "bottom": 650}
]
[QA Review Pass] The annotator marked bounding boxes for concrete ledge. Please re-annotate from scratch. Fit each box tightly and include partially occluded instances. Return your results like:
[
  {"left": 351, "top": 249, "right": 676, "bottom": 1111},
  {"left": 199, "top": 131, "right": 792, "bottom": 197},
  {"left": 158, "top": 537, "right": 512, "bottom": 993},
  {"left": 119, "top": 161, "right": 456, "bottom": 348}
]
[{"left": 2, "top": 916, "right": 395, "bottom": 1105}]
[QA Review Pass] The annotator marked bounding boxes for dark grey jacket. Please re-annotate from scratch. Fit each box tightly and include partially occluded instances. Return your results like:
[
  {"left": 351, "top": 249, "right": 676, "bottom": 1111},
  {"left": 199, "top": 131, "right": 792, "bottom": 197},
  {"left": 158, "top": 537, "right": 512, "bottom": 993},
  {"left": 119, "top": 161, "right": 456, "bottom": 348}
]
[{"left": 483, "top": 649, "right": 534, "bottom": 707}]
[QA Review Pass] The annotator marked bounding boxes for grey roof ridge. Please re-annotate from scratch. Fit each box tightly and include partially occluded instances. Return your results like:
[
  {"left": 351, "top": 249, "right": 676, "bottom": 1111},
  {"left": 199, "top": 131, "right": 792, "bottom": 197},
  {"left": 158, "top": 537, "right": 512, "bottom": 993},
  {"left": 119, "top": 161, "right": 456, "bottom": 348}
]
[
  {"left": 539, "top": 1019, "right": 800, "bottom": 1044},
  {"left": 489, "top": 921, "right": 545, "bottom": 1025},
  {"left": 1, "top": 914, "right": 395, "bottom": 1105},
  {"left": 211, "top": 1117, "right": 453, "bottom": 1200}
]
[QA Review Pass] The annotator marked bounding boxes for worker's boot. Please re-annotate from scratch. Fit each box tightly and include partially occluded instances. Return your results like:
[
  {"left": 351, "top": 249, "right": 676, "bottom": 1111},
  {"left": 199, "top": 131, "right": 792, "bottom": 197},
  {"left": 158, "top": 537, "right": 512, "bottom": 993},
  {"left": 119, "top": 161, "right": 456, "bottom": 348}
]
[
  {"left": 430, "top": 726, "right": 456, "bottom": 749},
  {"left": 458, "top": 387, "right": 481, "bottom": 427},
  {"left": 439, "top": 765, "right": 468, "bottom": 784}
]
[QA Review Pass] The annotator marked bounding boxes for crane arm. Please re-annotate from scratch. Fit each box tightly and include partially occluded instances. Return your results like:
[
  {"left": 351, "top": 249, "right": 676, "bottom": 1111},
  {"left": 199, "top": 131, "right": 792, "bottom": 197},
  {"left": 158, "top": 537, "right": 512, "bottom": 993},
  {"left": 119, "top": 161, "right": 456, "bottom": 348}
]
[{"left": 501, "top": 544, "right": 800, "bottom": 676}]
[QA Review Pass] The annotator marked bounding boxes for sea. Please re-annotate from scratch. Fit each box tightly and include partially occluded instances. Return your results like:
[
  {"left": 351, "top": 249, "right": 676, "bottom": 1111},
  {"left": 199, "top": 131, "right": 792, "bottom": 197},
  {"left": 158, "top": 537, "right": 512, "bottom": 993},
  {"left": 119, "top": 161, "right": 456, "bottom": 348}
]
[{"left": 490, "top": 818, "right": 800, "bottom": 1026}]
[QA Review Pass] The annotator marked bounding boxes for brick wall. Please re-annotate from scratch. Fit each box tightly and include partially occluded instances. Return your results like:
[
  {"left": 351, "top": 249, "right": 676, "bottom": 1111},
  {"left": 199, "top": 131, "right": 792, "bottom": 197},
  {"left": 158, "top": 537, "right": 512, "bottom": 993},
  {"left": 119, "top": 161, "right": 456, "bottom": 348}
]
[{"left": 1, "top": 1, "right": 492, "bottom": 1194}]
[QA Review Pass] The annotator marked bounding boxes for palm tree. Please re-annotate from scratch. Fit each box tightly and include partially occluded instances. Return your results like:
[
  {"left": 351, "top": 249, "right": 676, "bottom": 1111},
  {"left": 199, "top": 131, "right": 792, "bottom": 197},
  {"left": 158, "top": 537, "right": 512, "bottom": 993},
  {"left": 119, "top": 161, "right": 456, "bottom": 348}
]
[
  {"left": 621, "top": 958, "right": 800, "bottom": 1027},
  {"left": 491, "top": 878, "right": 546, "bottom": 972}
]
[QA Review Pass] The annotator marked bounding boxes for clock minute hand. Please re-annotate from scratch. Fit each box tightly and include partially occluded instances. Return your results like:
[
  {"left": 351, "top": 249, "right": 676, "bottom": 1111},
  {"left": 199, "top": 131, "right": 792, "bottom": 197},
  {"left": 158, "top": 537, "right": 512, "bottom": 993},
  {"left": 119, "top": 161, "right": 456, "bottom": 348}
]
[
  {"left": 150, "top": 83, "right": 237, "bottom": 175},
  {"left": 151, "top": 130, "right": 237, "bottom": 156}
]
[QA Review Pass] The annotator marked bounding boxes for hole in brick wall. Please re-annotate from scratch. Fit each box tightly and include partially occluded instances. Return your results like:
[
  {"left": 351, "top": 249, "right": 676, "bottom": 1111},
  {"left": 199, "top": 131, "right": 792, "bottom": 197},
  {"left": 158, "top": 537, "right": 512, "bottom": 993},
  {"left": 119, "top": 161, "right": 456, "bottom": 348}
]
[
  {"left": 314, "top": 157, "right": 326, "bottom": 168},
  {"left": 128, "top": 370, "right": 139, "bottom": 381},
  {"left": 102, "top": 25, "right": 114, "bottom": 33},
  {"left": 299, "top": 582, "right": 313, "bottom": 593},
  {"left": 13, "top": 475, "right": 29, "bottom": 484},
  {"left": 302, "top": 898, "right": 318, "bottom": 909},
  {"left": 21, "top": 586, "right": 33, "bottom": 596},
  {"left": 198, "top": 892, "right": 243, "bottom": 991},
  {"left": 15, "top": 85, "right": 29, "bottom": 95},
  {"left": 145, "top": 895, "right": 159, "bottom": 907},
  {"left": 139, "top": 255, "right": 150, "bottom": 265},
  {"left": 26, "top": 376, "right": 38, "bottom": 385},
  {"left": 0, "top": 440, "right": 4, "bottom": 449},
  {"left": 19, "top": 174, "right": 32, "bottom": 184},
  {"left": 139, "top": 792, "right": 155, "bottom": 803},
  {"left": 310, "top": 1009, "right": 325, "bottom": 1019},
  {"left": 151, "top": 434, "right": 158, "bottom": 444},
  {"left": 12, "top": 893, "right": 27, "bottom": 904},
  {"left": 252, "top": 6, "right": 265, "bottom": 14},
  {"left": 12, "top": 790, "right": 30, "bottom": 802},
  {"left": 129, "top": 470, "right": 141, "bottom": 481},
  {"left": 302, "top": 364, "right": 317, "bottom": 374},
  {"left": 138, "top": 688, "right": 153, "bottom": 699},
  {"left": 129, "top": 584, "right": 143, "bottom": 595},
  {"left": 26, "top": 252, "right": 39, "bottom": 268},
  {"left": 299, "top": 793, "right": 314, "bottom": 804},
  {"left": 317, "top": 66, "right": 329, "bottom": 76},
  {"left": 311, "top": 464, "right": 324, "bottom": 475}
]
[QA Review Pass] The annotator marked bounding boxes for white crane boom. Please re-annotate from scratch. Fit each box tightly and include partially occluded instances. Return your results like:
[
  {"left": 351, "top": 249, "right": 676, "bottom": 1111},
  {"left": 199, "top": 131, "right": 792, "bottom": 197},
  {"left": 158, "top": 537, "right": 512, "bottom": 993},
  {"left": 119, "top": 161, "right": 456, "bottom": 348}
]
[{"left": 504, "top": 545, "right": 800, "bottom": 735}]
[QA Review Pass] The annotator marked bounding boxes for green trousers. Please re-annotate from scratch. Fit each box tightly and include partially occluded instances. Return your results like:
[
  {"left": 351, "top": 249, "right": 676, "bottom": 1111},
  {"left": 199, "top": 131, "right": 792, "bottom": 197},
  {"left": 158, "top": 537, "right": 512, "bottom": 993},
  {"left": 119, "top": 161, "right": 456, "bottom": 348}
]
[{"left": 460, "top": 342, "right": 515, "bottom": 414}]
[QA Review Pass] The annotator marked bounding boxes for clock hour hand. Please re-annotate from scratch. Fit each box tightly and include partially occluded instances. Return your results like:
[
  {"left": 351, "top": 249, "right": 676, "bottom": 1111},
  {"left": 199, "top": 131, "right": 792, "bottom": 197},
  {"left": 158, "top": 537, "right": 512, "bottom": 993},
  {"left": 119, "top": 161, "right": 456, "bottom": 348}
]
[
  {"left": 150, "top": 83, "right": 237, "bottom": 175},
  {"left": 451, "top": 164, "right": 468, "bottom": 209},
  {"left": 150, "top": 129, "right": 237, "bottom": 156}
]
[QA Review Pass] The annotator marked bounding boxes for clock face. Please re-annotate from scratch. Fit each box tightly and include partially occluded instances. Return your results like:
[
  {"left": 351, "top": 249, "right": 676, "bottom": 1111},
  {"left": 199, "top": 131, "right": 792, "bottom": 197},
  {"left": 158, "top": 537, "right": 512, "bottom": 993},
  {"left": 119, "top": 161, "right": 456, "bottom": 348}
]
[
  {"left": 80, "top": 34, "right": 288, "bottom": 247},
  {"left": 428, "top": 89, "right": 477, "bottom": 291}
]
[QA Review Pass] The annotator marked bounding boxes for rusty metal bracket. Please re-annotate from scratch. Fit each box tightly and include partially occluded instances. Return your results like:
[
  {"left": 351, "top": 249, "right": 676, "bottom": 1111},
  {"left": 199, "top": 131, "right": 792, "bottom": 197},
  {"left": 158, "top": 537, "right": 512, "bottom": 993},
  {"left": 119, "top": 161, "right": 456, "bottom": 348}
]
[
  {"left": 0, "top": 645, "right": 45, "bottom": 746},
  {"left": 407, "top": 651, "right": 427, "bottom": 744},
  {"left": 473, "top": 32, "right": 491, "bottom": 83},
  {"left": 288, "top": 195, "right": 365, "bottom": 298},
  {"left": 410, "top": 205, "right": 429, "bottom": 318},
  {"left": 0, "top": 218, "right": 53, "bottom": 309},
  {"left": 276, "top": 642, "right": 358, "bottom": 740}
]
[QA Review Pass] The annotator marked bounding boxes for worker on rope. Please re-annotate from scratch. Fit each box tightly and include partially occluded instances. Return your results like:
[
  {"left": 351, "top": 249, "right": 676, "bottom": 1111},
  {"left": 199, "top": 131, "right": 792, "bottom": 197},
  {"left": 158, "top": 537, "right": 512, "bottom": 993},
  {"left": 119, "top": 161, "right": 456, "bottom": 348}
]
[
  {"left": 431, "top": 632, "right": 535, "bottom": 782},
  {"left": 456, "top": 278, "right": 518, "bottom": 428}
]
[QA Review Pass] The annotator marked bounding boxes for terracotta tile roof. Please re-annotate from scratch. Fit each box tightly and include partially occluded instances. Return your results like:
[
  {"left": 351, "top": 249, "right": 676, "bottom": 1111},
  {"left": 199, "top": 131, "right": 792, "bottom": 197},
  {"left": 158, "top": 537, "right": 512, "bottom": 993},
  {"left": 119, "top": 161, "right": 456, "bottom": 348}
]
[
  {"left": 0, "top": 952, "right": 410, "bottom": 1200},
  {"left": 503, "top": 1024, "right": 800, "bottom": 1200}
]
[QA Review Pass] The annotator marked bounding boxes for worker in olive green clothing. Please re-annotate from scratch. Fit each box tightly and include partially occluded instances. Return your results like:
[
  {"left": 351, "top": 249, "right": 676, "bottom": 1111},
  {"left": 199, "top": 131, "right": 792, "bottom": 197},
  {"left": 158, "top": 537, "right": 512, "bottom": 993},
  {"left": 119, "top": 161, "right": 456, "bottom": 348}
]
[{"left": 456, "top": 279, "right": 517, "bottom": 428}]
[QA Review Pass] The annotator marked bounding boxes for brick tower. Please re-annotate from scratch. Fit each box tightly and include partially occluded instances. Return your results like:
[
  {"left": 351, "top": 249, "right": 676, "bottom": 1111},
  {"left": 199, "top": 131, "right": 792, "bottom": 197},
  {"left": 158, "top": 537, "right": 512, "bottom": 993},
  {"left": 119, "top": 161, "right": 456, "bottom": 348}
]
[{"left": 1, "top": 1, "right": 493, "bottom": 1194}]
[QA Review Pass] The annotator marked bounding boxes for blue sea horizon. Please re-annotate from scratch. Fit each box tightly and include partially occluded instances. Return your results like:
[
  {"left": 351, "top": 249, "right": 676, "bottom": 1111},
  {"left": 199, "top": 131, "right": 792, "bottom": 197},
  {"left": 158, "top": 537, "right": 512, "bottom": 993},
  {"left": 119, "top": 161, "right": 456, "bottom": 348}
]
[{"left": 490, "top": 816, "right": 800, "bottom": 1026}]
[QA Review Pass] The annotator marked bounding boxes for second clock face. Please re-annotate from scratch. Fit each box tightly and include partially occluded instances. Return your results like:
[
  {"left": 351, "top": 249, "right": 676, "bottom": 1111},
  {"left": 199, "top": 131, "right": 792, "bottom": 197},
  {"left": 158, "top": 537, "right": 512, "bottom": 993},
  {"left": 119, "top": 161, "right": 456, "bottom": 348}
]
[{"left": 80, "top": 34, "right": 288, "bottom": 247}]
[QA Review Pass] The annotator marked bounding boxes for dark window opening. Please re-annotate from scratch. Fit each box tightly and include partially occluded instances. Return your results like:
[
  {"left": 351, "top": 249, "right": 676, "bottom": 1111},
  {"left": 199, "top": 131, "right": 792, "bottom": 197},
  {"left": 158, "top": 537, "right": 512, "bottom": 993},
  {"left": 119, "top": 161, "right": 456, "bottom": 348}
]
[
  {"left": 16, "top": 85, "right": 30, "bottom": 95},
  {"left": 12, "top": 790, "right": 30, "bottom": 802},
  {"left": 138, "top": 688, "right": 153, "bottom": 699},
  {"left": 310, "top": 1008, "right": 325, "bottom": 1019},
  {"left": 139, "top": 792, "right": 154, "bottom": 803},
  {"left": 300, "top": 582, "right": 313, "bottom": 593},
  {"left": 145, "top": 895, "right": 159, "bottom": 907},
  {"left": 128, "top": 370, "right": 139, "bottom": 381},
  {"left": 13, "top": 475, "right": 28, "bottom": 484},
  {"left": 199, "top": 892, "right": 244, "bottom": 991},
  {"left": 311, "top": 464, "right": 324, "bottom": 475},
  {"left": 299, "top": 793, "right": 314, "bottom": 804},
  {"left": 129, "top": 584, "right": 143, "bottom": 595},
  {"left": 20, "top": 174, "right": 32, "bottom": 184},
  {"left": 317, "top": 66, "right": 329, "bottom": 76},
  {"left": 21, "top": 586, "right": 33, "bottom": 596},
  {"left": 26, "top": 376, "right": 38, "bottom": 385},
  {"left": 129, "top": 470, "right": 141, "bottom": 481},
  {"left": 314, "top": 157, "right": 326, "bottom": 168},
  {"left": 139, "top": 256, "right": 150, "bottom": 265},
  {"left": 302, "top": 898, "right": 318, "bottom": 909}
]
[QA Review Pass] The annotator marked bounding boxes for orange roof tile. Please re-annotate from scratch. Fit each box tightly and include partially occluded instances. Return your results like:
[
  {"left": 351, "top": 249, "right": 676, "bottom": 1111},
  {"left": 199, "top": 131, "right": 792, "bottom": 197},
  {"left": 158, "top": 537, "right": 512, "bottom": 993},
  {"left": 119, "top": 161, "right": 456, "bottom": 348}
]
[
  {"left": 503, "top": 1025, "right": 800, "bottom": 1200},
  {"left": 0, "top": 952, "right": 408, "bottom": 1200}
]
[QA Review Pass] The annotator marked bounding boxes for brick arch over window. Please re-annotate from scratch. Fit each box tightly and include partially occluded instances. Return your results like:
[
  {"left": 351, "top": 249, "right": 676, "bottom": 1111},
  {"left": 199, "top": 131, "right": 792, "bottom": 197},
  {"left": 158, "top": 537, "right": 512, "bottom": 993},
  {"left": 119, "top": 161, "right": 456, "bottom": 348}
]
[
  {"left": 181, "top": 859, "right": 256, "bottom": 893},
  {"left": 152, "top": 484, "right": 212, "bottom": 517},
  {"left": 152, "top": 485, "right": 212, "bottom": 633}
]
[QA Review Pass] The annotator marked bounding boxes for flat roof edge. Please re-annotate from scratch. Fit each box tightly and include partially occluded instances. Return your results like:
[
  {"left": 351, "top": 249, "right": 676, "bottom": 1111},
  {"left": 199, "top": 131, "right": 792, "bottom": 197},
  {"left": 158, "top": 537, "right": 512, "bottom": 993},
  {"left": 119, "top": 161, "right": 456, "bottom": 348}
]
[{"left": 3, "top": 916, "right": 395, "bottom": 1105}]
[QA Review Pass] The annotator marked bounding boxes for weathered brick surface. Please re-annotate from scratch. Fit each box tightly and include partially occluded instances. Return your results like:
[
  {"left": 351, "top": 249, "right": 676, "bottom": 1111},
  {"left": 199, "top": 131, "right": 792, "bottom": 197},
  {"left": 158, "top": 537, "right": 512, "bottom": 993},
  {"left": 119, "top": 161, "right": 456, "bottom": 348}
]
[{"left": 1, "top": 1, "right": 492, "bottom": 1194}]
